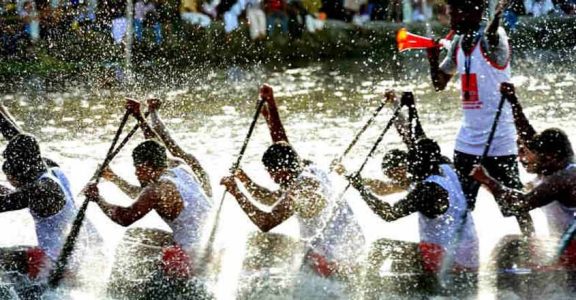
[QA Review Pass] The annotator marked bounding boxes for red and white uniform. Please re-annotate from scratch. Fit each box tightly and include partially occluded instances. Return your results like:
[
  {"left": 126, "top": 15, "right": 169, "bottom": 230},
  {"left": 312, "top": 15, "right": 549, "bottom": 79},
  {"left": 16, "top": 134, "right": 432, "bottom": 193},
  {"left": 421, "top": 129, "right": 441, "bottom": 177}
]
[{"left": 442, "top": 28, "right": 517, "bottom": 157}]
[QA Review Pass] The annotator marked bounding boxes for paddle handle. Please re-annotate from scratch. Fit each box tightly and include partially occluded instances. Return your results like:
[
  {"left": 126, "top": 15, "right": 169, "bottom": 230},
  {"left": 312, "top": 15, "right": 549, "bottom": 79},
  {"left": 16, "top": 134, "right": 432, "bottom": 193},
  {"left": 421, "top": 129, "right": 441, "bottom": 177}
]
[
  {"left": 356, "top": 105, "right": 403, "bottom": 175},
  {"left": 480, "top": 95, "right": 506, "bottom": 162},
  {"left": 199, "top": 98, "right": 266, "bottom": 274},
  {"left": 49, "top": 109, "right": 132, "bottom": 287},
  {"left": 48, "top": 197, "right": 90, "bottom": 287},
  {"left": 337, "top": 101, "right": 387, "bottom": 163},
  {"left": 89, "top": 111, "right": 151, "bottom": 184}
]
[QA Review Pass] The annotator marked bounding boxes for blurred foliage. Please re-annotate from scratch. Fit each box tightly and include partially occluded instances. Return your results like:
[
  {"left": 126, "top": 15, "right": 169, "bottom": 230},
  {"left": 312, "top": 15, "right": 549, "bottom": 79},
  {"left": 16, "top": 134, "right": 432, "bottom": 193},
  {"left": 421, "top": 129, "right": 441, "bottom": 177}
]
[{"left": 0, "top": 16, "right": 574, "bottom": 84}]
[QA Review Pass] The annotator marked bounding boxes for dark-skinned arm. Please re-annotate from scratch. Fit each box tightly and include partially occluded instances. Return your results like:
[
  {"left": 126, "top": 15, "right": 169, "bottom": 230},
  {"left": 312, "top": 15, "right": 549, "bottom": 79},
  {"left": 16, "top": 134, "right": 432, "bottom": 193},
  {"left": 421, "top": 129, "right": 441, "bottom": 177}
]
[
  {"left": 471, "top": 165, "right": 556, "bottom": 215},
  {"left": 351, "top": 174, "right": 448, "bottom": 222},
  {"left": 402, "top": 92, "right": 426, "bottom": 147},
  {"left": 363, "top": 178, "right": 406, "bottom": 196},
  {"left": 84, "top": 182, "right": 166, "bottom": 227},
  {"left": 147, "top": 101, "right": 212, "bottom": 197},
  {"left": 0, "top": 179, "right": 65, "bottom": 217},
  {"left": 260, "top": 85, "right": 289, "bottom": 143},
  {"left": 0, "top": 104, "right": 23, "bottom": 141},
  {"left": 221, "top": 176, "right": 294, "bottom": 232},
  {"left": 501, "top": 83, "right": 536, "bottom": 144},
  {"left": 427, "top": 46, "right": 454, "bottom": 91},
  {"left": 101, "top": 166, "right": 142, "bottom": 199},
  {"left": 234, "top": 169, "right": 281, "bottom": 206}
]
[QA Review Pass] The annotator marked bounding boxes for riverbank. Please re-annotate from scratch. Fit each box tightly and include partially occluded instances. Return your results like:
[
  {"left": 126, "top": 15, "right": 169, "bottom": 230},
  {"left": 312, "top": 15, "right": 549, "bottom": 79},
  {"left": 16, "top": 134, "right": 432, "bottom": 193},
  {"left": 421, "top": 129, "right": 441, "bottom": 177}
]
[{"left": 1, "top": 16, "right": 575, "bottom": 92}]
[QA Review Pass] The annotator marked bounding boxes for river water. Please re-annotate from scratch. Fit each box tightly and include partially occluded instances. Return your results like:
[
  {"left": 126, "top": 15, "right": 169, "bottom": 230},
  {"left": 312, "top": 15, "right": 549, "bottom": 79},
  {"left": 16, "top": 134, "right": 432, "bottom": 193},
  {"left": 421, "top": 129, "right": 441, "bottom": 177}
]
[{"left": 0, "top": 53, "right": 575, "bottom": 299}]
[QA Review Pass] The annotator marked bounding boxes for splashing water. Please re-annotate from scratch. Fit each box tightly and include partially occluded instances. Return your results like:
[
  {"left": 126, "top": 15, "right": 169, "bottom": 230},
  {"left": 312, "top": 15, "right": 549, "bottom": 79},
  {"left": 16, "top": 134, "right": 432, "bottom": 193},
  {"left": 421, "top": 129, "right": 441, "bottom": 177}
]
[{"left": 0, "top": 54, "right": 575, "bottom": 299}]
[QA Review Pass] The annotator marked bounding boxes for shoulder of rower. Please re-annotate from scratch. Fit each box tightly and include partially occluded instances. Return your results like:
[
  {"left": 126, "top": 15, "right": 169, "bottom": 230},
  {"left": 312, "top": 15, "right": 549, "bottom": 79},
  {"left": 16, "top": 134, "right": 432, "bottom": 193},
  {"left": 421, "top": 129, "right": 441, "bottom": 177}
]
[
  {"left": 411, "top": 181, "right": 449, "bottom": 218},
  {"left": 29, "top": 177, "right": 66, "bottom": 217},
  {"left": 289, "top": 175, "right": 326, "bottom": 219},
  {"left": 140, "top": 179, "right": 180, "bottom": 206}
]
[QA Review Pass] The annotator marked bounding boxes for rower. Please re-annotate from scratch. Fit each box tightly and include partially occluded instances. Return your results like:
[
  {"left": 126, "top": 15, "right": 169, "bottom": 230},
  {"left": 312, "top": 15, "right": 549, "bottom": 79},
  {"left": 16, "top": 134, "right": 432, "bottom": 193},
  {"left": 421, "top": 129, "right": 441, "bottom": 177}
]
[
  {"left": 471, "top": 98, "right": 576, "bottom": 268},
  {"left": 84, "top": 99, "right": 213, "bottom": 278},
  {"left": 426, "top": 0, "right": 533, "bottom": 234},
  {"left": 0, "top": 104, "right": 101, "bottom": 281},
  {"left": 501, "top": 82, "right": 572, "bottom": 239},
  {"left": 347, "top": 92, "right": 479, "bottom": 280},
  {"left": 220, "top": 85, "right": 365, "bottom": 281}
]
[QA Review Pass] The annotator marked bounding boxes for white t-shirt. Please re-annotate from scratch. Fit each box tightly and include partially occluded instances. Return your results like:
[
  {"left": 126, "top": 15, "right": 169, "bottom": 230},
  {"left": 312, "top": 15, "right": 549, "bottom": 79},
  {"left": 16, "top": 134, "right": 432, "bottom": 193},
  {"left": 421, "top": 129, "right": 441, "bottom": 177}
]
[{"left": 440, "top": 28, "right": 518, "bottom": 157}]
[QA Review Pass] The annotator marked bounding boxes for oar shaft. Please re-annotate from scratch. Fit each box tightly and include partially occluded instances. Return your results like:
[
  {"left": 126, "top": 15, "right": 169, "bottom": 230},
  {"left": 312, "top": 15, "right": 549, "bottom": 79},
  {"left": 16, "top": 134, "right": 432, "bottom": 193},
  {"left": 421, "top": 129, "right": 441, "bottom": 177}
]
[
  {"left": 90, "top": 112, "right": 150, "bottom": 183},
  {"left": 49, "top": 109, "right": 132, "bottom": 287},
  {"left": 480, "top": 95, "right": 506, "bottom": 162},
  {"left": 200, "top": 99, "right": 266, "bottom": 273},
  {"left": 338, "top": 101, "right": 387, "bottom": 162},
  {"left": 337, "top": 105, "right": 403, "bottom": 210}
]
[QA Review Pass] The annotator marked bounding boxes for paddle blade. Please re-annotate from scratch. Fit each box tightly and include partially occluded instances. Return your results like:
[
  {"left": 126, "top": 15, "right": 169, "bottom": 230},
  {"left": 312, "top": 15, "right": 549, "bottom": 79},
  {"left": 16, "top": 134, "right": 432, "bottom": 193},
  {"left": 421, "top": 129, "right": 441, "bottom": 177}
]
[{"left": 396, "top": 28, "right": 437, "bottom": 52}]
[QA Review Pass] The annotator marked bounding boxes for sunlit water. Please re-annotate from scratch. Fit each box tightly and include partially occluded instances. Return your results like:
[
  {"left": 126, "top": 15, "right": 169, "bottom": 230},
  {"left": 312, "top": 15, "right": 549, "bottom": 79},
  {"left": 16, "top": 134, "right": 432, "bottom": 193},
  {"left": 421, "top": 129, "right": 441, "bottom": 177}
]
[{"left": 0, "top": 54, "right": 575, "bottom": 299}]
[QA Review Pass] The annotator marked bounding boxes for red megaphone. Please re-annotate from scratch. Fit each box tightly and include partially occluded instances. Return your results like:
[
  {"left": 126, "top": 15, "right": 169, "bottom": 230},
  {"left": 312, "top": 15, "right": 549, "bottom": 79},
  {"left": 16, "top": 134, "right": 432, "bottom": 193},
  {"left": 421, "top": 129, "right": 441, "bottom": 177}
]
[{"left": 396, "top": 28, "right": 455, "bottom": 52}]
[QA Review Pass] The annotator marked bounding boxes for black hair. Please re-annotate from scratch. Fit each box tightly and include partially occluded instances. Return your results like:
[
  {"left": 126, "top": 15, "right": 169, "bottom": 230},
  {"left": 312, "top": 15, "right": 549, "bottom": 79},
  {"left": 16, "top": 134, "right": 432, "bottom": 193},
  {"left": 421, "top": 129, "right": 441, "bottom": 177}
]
[
  {"left": 528, "top": 128, "right": 574, "bottom": 162},
  {"left": 262, "top": 141, "right": 301, "bottom": 173},
  {"left": 381, "top": 149, "right": 408, "bottom": 172},
  {"left": 407, "top": 138, "right": 442, "bottom": 180},
  {"left": 2, "top": 134, "right": 47, "bottom": 183},
  {"left": 132, "top": 140, "right": 168, "bottom": 168}
]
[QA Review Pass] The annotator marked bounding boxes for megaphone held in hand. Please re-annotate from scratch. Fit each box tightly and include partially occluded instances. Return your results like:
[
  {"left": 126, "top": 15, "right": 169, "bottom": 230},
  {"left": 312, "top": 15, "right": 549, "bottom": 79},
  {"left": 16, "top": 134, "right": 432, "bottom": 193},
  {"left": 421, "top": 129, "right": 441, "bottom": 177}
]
[{"left": 396, "top": 28, "right": 454, "bottom": 52}]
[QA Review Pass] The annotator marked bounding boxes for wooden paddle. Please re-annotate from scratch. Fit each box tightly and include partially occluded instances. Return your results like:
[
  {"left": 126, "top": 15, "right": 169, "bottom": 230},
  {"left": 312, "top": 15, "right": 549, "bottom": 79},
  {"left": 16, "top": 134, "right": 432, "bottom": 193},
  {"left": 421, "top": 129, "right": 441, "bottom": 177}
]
[
  {"left": 48, "top": 108, "right": 133, "bottom": 287},
  {"left": 198, "top": 95, "right": 266, "bottom": 275},
  {"left": 332, "top": 95, "right": 390, "bottom": 168}
]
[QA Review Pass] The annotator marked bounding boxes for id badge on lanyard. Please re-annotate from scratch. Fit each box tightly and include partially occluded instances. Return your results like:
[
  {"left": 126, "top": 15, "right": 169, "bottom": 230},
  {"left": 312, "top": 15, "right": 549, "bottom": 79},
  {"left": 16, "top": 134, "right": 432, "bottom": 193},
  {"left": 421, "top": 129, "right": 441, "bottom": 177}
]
[{"left": 461, "top": 30, "right": 484, "bottom": 110}]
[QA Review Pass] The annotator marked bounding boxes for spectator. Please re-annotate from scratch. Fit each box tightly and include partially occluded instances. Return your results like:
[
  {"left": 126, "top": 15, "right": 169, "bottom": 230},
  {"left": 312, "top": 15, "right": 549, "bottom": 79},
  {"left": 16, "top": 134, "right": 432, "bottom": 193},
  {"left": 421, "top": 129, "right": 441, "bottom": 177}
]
[
  {"left": 525, "top": 0, "right": 554, "bottom": 16},
  {"left": 287, "top": 0, "right": 307, "bottom": 38},
  {"left": 352, "top": 3, "right": 370, "bottom": 25},
  {"left": 18, "top": 0, "right": 40, "bottom": 41},
  {"left": 223, "top": 0, "right": 247, "bottom": 33},
  {"left": 246, "top": 0, "right": 266, "bottom": 39},
  {"left": 134, "top": 0, "right": 156, "bottom": 42},
  {"left": 264, "top": 0, "right": 288, "bottom": 34},
  {"left": 181, "top": 0, "right": 212, "bottom": 27},
  {"left": 301, "top": 0, "right": 324, "bottom": 32},
  {"left": 411, "top": 0, "right": 432, "bottom": 22},
  {"left": 369, "top": 0, "right": 388, "bottom": 21}
]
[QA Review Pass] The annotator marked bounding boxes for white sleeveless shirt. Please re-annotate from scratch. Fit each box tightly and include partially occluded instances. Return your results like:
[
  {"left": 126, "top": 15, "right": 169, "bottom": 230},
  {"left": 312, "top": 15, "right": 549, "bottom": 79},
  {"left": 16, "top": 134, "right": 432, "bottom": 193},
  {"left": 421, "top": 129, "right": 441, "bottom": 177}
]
[
  {"left": 293, "top": 165, "right": 365, "bottom": 262},
  {"left": 419, "top": 164, "right": 479, "bottom": 269},
  {"left": 30, "top": 168, "right": 78, "bottom": 261},
  {"left": 159, "top": 166, "right": 212, "bottom": 253},
  {"left": 540, "top": 164, "right": 576, "bottom": 238},
  {"left": 455, "top": 29, "right": 517, "bottom": 157}
]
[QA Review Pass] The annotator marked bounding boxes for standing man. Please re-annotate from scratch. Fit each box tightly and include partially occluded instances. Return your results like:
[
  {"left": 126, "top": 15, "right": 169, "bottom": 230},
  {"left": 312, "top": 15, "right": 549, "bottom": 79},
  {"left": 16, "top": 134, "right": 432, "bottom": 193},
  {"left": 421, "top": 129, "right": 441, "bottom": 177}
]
[
  {"left": 427, "top": 0, "right": 533, "bottom": 234},
  {"left": 84, "top": 99, "right": 213, "bottom": 278},
  {"left": 221, "top": 85, "right": 365, "bottom": 281}
]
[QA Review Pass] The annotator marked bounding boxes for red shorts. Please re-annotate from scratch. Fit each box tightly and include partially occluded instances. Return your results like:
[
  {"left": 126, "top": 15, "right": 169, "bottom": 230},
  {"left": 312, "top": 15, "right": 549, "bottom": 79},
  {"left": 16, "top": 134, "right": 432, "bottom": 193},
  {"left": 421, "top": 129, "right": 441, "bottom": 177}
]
[
  {"left": 418, "top": 242, "right": 445, "bottom": 273},
  {"left": 161, "top": 245, "right": 192, "bottom": 279},
  {"left": 306, "top": 251, "right": 337, "bottom": 278},
  {"left": 557, "top": 240, "right": 576, "bottom": 270},
  {"left": 26, "top": 247, "right": 48, "bottom": 279}
]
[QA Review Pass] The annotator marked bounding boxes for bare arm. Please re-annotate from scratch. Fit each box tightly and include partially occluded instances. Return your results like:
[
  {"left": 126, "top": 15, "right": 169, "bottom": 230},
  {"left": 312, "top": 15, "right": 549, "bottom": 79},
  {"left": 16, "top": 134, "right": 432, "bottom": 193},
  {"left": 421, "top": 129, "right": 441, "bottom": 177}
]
[
  {"left": 222, "top": 177, "right": 294, "bottom": 232},
  {"left": 351, "top": 174, "right": 448, "bottom": 222},
  {"left": 102, "top": 167, "right": 142, "bottom": 199},
  {"left": 427, "top": 46, "right": 454, "bottom": 91},
  {"left": 149, "top": 108, "right": 212, "bottom": 197},
  {"left": 234, "top": 169, "right": 281, "bottom": 206},
  {"left": 363, "top": 178, "right": 406, "bottom": 196},
  {"left": 86, "top": 183, "right": 162, "bottom": 227},
  {"left": 260, "top": 85, "right": 289, "bottom": 143},
  {"left": 501, "top": 83, "right": 537, "bottom": 144},
  {"left": 0, "top": 104, "right": 23, "bottom": 141}
]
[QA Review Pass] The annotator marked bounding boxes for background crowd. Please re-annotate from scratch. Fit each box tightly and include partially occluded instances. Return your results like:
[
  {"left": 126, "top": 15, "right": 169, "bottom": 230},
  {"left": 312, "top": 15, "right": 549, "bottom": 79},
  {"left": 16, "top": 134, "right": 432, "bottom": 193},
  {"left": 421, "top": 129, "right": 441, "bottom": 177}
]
[{"left": 1, "top": 0, "right": 576, "bottom": 56}]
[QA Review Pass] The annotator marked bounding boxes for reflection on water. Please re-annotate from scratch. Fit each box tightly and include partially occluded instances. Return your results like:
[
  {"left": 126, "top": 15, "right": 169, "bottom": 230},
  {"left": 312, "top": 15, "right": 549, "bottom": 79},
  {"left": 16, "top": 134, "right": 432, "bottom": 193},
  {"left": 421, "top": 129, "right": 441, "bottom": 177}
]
[{"left": 0, "top": 56, "right": 575, "bottom": 299}]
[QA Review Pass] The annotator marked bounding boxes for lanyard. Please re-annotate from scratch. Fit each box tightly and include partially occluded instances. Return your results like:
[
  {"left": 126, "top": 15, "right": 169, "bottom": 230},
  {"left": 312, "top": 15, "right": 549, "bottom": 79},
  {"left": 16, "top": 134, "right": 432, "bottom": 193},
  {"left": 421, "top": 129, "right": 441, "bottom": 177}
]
[{"left": 463, "top": 29, "right": 484, "bottom": 101}]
